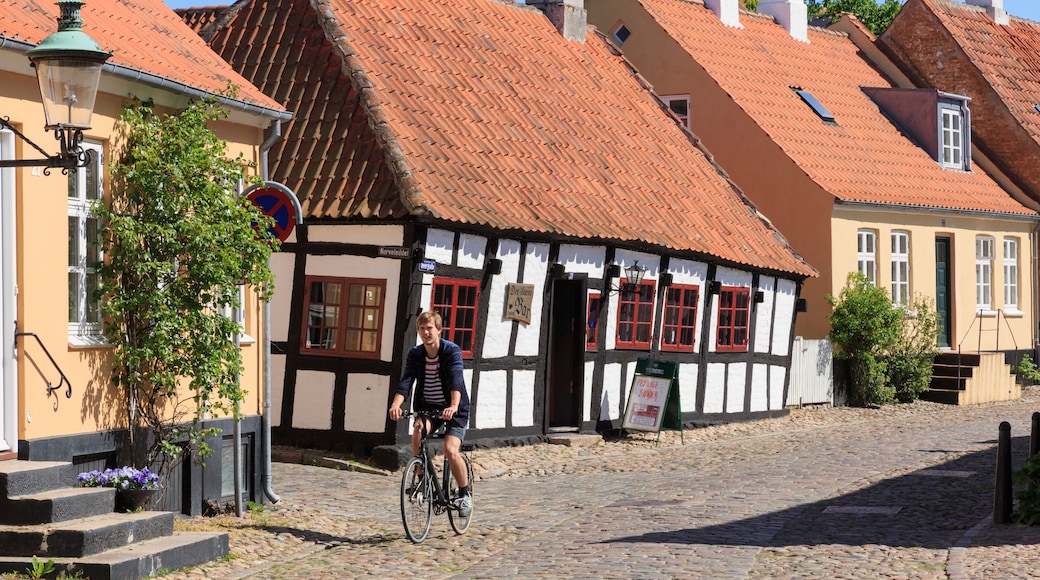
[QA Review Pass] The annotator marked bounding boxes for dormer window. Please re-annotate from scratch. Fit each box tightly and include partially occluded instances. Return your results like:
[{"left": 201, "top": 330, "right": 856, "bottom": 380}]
[
  {"left": 662, "top": 95, "right": 690, "bottom": 128},
  {"left": 941, "top": 106, "right": 963, "bottom": 169}
]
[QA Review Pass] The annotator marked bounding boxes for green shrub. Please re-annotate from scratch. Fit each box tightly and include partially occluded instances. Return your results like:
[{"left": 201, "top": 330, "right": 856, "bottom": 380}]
[
  {"left": 1014, "top": 453, "right": 1040, "bottom": 525},
  {"left": 886, "top": 295, "right": 940, "bottom": 403},
  {"left": 828, "top": 273, "right": 902, "bottom": 406},
  {"left": 1012, "top": 354, "right": 1040, "bottom": 385}
]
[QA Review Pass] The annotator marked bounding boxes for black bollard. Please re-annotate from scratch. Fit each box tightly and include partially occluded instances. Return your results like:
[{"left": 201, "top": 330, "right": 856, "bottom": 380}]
[{"left": 995, "top": 421, "right": 1013, "bottom": 524}]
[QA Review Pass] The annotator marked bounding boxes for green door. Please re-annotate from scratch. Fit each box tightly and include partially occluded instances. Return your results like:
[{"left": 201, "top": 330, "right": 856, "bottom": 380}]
[{"left": 935, "top": 237, "right": 952, "bottom": 348}]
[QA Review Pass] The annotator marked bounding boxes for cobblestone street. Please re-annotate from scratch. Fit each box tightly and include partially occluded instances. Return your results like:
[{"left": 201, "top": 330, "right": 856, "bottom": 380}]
[{"left": 167, "top": 390, "right": 1040, "bottom": 579}]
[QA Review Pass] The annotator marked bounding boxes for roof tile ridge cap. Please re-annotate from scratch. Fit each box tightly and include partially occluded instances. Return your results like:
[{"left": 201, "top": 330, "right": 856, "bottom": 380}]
[
  {"left": 195, "top": 0, "right": 253, "bottom": 43},
  {"left": 310, "top": 0, "right": 430, "bottom": 216},
  {"left": 593, "top": 30, "right": 815, "bottom": 277}
]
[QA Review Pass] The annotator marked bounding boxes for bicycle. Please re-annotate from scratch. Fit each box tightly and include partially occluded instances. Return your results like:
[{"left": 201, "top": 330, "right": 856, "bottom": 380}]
[{"left": 399, "top": 409, "right": 475, "bottom": 543}]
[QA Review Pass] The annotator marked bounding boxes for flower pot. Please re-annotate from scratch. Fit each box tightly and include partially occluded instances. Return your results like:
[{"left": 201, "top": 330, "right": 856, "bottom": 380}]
[{"left": 115, "top": 488, "right": 157, "bottom": 512}]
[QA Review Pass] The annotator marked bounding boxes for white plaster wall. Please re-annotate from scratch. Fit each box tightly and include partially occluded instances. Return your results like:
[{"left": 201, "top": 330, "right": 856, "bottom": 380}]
[
  {"left": 678, "top": 362, "right": 699, "bottom": 415},
  {"left": 726, "top": 362, "right": 747, "bottom": 413},
  {"left": 308, "top": 224, "right": 403, "bottom": 245},
  {"left": 306, "top": 255, "right": 402, "bottom": 361},
  {"left": 515, "top": 243, "right": 549, "bottom": 356},
  {"left": 772, "top": 279, "right": 797, "bottom": 356},
  {"left": 557, "top": 244, "right": 607, "bottom": 277},
  {"left": 270, "top": 354, "right": 286, "bottom": 427},
  {"left": 583, "top": 360, "right": 596, "bottom": 422},
  {"left": 426, "top": 229, "right": 455, "bottom": 264},
  {"left": 750, "top": 363, "right": 769, "bottom": 412},
  {"left": 666, "top": 259, "right": 709, "bottom": 352},
  {"left": 602, "top": 362, "right": 623, "bottom": 420},
  {"left": 704, "top": 363, "right": 726, "bottom": 413},
  {"left": 476, "top": 370, "right": 507, "bottom": 429},
  {"left": 344, "top": 374, "right": 391, "bottom": 433},
  {"left": 483, "top": 239, "right": 522, "bottom": 359},
  {"left": 513, "top": 369, "right": 536, "bottom": 427},
  {"left": 291, "top": 370, "right": 336, "bottom": 429},
  {"left": 770, "top": 365, "right": 787, "bottom": 410},
  {"left": 754, "top": 276, "right": 776, "bottom": 354},
  {"left": 457, "top": 233, "right": 487, "bottom": 269},
  {"left": 269, "top": 253, "right": 296, "bottom": 342}
]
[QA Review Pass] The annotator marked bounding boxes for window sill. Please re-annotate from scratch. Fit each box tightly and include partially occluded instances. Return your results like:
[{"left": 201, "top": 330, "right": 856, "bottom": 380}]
[
  {"left": 68, "top": 334, "right": 110, "bottom": 349},
  {"left": 1004, "top": 309, "right": 1025, "bottom": 318}
]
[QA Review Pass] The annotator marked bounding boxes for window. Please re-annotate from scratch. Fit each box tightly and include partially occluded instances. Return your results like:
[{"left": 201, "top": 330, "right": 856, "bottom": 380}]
[
  {"left": 1004, "top": 238, "right": 1019, "bottom": 310},
  {"left": 661, "top": 284, "right": 699, "bottom": 352},
  {"left": 662, "top": 95, "right": 690, "bottom": 129},
  {"left": 857, "top": 229, "right": 877, "bottom": 285},
  {"left": 976, "top": 236, "right": 994, "bottom": 310},
  {"left": 941, "top": 108, "right": 963, "bottom": 168},
  {"left": 793, "top": 88, "right": 836, "bottom": 123},
  {"left": 219, "top": 286, "right": 254, "bottom": 345},
  {"left": 68, "top": 142, "right": 104, "bottom": 341},
  {"left": 612, "top": 23, "right": 631, "bottom": 45},
  {"left": 616, "top": 281, "right": 655, "bottom": 349},
  {"left": 586, "top": 292, "right": 601, "bottom": 351},
  {"left": 716, "top": 287, "right": 750, "bottom": 352},
  {"left": 301, "top": 276, "right": 385, "bottom": 358},
  {"left": 891, "top": 231, "right": 910, "bottom": 306},
  {"left": 432, "top": 278, "right": 479, "bottom": 358}
]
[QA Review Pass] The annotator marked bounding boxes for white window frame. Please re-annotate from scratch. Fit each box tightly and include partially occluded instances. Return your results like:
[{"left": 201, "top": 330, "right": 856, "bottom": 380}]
[
  {"left": 1004, "top": 237, "right": 1020, "bottom": 313},
  {"left": 68, "top": 141, "right": 105, "bottom": 345},
  {"left": 611, "top": 23, "right": 631, "bottom": 45},
  {"left": 941, "top": 108, "right": 963, "bottom": 169},
  {"left": 891, "top": 231, "right": 910, "bottom": 306},
  {"left": 857, "top": 229, "right": 877, "bottom": 285},
  {"left": 219, "top": 285, "right": 255, "bottom": 345},
  {"left": 976, "top": 236, "right": 994, "bottom": 312},
  {"left": 661, "top": 95, "right": 690, "bottom": 129}
]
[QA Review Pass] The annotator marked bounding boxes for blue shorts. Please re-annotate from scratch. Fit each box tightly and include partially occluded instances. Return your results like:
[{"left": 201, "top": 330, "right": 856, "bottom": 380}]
[{"left": 422, "top": 415, "right": 467, "bottom": 441}]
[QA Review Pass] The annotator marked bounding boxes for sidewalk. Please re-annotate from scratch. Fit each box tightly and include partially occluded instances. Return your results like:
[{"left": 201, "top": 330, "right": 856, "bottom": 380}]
[{"left": 166, "top": 388, "right": 1040, "bottom": 579}]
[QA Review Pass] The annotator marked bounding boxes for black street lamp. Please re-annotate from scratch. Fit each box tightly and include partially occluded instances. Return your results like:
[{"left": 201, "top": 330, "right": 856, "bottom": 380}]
[{"left": 0, "top": 0, "right": 110, "bottom": 172}]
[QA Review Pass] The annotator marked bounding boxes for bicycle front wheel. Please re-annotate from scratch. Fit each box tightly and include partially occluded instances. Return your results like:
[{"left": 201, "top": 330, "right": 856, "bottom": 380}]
[
  {"left": 401, "top": 457, "right": 433, "bottom": 543},
  {"left": 447, "top": 453, "right": 474, "bottom": 534}
]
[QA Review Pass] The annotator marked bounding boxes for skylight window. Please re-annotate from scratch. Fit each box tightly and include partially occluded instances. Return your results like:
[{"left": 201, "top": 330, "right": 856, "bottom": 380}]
[
  {"left": 612, "top": 24, "right": 632, "bottom": 45},
  {"left": 1034, "top": 104, "right": 1040, "bottom": 114},
  {"left": 793, "top": 88, "right": 836, "bottom": 124}
]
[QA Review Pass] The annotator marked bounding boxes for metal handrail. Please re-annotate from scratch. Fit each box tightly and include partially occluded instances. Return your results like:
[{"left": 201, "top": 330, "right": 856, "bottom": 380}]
[
  {"left": 954, "top": 309, "right": 1020, "bottom": 387},
  {"left": 14, "top": 325, "right": 72, "bottom": 398}
]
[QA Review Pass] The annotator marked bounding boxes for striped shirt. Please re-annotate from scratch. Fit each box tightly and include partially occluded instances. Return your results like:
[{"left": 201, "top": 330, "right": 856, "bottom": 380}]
[{"left": 423, "top": 352, "right": 447, "bottom": 407}]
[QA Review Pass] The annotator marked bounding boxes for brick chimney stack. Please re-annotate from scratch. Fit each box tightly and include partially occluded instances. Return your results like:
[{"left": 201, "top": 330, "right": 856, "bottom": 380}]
[
  {"left": 529, "top": 0, "right": 587, "bottom": 43},
  {"left": 758, "top": 0, "right": 808, "bottom": 43},
  {"left": 966, "top": 0, "right": 1009, "bottom": 25},
  {"left": 705, "top": 0, "right": 743, "bottom": 28}
]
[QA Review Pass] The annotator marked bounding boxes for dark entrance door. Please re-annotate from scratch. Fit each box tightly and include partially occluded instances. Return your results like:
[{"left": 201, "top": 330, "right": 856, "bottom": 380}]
[
  {"left": 935, "top": 237, "right": 952, "bottom": 348},
  {"left": 546, "top": 277, "right": 586, "bottom": 430}
]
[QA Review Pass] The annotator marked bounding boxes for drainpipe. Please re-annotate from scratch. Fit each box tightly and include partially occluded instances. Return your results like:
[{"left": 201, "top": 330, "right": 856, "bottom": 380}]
[
  {"left": 1033, "top": 218, "right": 1040, "bottom": 361},
  {"left": 260, "top": 120, "right": 283, "bottom": 504}
]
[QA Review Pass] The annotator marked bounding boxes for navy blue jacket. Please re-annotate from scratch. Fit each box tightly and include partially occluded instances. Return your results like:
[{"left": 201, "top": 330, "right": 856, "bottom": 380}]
[{"left": 396, "top": 338, "right": 470, "bottom": 426}]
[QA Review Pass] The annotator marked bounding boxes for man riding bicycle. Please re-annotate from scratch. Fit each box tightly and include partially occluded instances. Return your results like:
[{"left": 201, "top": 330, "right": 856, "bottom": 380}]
[{"left": 389, "top": 311, "right": 472, "bottom": 517}]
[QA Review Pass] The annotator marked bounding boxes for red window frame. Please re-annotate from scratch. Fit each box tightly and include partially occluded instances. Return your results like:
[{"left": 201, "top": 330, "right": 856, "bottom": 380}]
[
  {"left": 586, "top": 292, "right": 601, "bottom": 351},
  {"left": 301, "top": 276, "right": 386, "bottom": 358},
  {"left": 432, "top": 278, "right": 480, "bottom": 358},
  {"left": 661, "top": 284, "right": 699, "bottom": 352},
  {"left": 615, "top": 281, "right": 655, "bottom": 349},
  {"left": 716, "top": 286, "right": 750, "bottom": 352}
]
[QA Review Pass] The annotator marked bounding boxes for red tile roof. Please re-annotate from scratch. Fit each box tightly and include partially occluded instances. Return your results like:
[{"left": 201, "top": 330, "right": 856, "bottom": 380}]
[
  {"left": 197, "top": 0, "right": 814, "bottom": 277},
  {"left": 0, "top": 0, "right": 282, "bottom": 113},
  {"left": 636, "top": 0, "right": 1033, "bottom": 216}
]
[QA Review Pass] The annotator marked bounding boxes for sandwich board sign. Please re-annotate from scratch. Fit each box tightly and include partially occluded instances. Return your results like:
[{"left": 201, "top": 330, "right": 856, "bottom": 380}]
[{"left": 621, "top": 358, "right": 683, "bottom": 445}]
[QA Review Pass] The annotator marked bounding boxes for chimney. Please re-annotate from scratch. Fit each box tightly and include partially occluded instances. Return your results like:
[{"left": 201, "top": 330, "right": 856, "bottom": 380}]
[
  {"left": 705, "top": 0, "right": 742, "bottom": 28},
  {"left": 965, "top": 0, "right": 1009, "bottom": 25},
  {"left": 758, "top": 0, "right": 808, "bottom": 43},
  {"left": 529, "top": 0, "right": 587, "bottom": 43}
]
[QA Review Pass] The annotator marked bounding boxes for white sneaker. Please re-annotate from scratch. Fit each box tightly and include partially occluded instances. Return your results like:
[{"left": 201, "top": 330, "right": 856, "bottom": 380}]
[{"left": 456, "top": 494, "right": 472, "bottom": 517}]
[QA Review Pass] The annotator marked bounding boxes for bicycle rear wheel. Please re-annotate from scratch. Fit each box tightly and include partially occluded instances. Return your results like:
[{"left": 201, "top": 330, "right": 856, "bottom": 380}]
[
  {"left": 401, "top": 457, "right": 433, "bottom": 543},
  {"left": 447, "top": 453, "right": 474, "bottom": 534}
]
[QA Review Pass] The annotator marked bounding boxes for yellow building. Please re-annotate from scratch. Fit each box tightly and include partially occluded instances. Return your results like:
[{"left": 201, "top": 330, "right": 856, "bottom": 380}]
[{"left": 0, "top": 0, "right": 289, "bottom": 515}]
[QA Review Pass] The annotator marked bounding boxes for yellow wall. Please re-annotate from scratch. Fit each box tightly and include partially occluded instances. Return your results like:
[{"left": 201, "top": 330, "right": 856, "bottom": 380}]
[
  {"left": 5, "top": 73, "right": 270, "bottom": 441},
  {"left": 832, "top": 206, "right": 1036, "bottom": 352}
]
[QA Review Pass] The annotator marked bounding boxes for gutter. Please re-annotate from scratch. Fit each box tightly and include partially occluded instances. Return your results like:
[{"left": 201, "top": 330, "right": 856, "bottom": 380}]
[{"left": 260, "top": 120, "right": 283, "bottom": 504}]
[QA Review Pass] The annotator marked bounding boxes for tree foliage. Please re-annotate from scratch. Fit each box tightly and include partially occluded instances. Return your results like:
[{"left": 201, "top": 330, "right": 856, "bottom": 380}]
[
  {"left": 740, "top": 0, "right": 902, "bottom": 36},
  {"left": 96, "top": 95, "right": 278, "bottom": 476}
]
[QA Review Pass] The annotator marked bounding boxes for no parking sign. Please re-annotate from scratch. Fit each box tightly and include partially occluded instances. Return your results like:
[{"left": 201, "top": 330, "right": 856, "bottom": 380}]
[{"left": 244, "top": 181, "right": 302, "bottom": 242}]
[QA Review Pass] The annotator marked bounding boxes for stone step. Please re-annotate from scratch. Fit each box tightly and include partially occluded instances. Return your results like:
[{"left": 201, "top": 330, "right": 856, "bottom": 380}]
[
  {"left": 0, "top": 486, "right": 116, "bottom": 525},
  {"left": 0, "top": 461, "right": 76, "bottom": 499},
  {"left": 0, "top": 531, "right": 228, "bottom": 580},
  {"left": 0, "top": 511, "right": 174, "bottom": 558}
]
